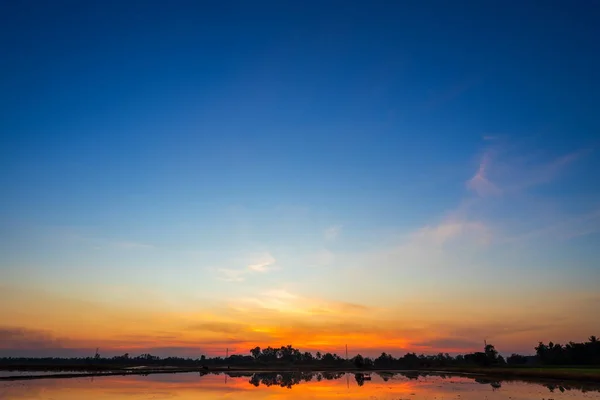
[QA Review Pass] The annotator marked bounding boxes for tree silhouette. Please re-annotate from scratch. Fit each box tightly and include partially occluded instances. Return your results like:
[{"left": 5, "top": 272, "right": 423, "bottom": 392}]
[
  {"left": 484, "top": 344, "right": 498, "bottom": 363},
  {"left": 250, "top": 347, "right": 261, "bottom": 360},
  {"left": 3, "top": 336, "right": 600, "bottom": 370},
  {"left": 353, "top": 354, "right": 365, "bottom": 369}
]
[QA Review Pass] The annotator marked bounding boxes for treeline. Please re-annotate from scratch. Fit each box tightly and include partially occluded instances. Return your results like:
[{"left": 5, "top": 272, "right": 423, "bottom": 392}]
[
  {"left": 0, "top": 353, "right": 206, "bottom": 368},
  {"left": 0, "top": 344, "right": 507, "bottom": 369},
  {"left": 1, "top": 336, "right": 598, "bottom": 368},
  {"left": 534, "top": 336, "right": 600, "bottom": 365}
]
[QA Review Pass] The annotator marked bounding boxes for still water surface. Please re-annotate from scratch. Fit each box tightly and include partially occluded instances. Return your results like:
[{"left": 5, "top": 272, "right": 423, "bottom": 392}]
[{"left": 1, "top": 371, "right": 599, "bottom": 400}]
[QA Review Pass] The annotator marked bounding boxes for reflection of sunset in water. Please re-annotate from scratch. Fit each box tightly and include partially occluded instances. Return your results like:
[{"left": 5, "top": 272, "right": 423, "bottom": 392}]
[{"left": 2, "top": 372, "right": 600, "bottom": 400}]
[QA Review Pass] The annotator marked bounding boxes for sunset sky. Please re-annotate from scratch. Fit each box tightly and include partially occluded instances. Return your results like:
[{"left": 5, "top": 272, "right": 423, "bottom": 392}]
[{"left": 1, "top": 1, "right": 599, "bottom": 358}]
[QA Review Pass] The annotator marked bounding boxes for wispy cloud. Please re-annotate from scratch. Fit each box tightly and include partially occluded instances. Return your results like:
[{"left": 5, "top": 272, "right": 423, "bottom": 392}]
[
  {"left": 333, "top": 139, "right": 594, "bottom": 284},
  {"left": 482, "top": 134, "right": 499, "bottom": 141},
  {"left": 231, "top": 289, "right": 372, "bottom": 317},
  {"left": 217, "top": 252, "right": 277, "bottom": 282},
  {"left": 505, "top": 208, "right": 600, "bottom": 242},
  {"left": 262, "top": 289, "right": 297, "bottom": 300},
  {"left": 466, "top": 152, "right": 502, "bottom": 197},
  {"left": 464, "top": 140, "right": 596, "bottom": 242},
  {"left": 113, "top": 241, "right": 154, "bottom": 250},
  {"left": 467, "top": 143, "right": 589, "bottom": 197},
  {"left": 0, "top": 326, "right": 64, "bottom": 350},
  {"left": 413, "top": 220, "right": 491, "bottom": 246},
  {"left": 324, "top": 225, "right": 342, "bottom": 241},
  {"left": 216, "top": 268, "right": 246, "bottom": 282},
  {"left": 186, "top": 321, "right": 246, "bottom": 334},
  {"left": 247, "top": 252, "right": 276, "bottom": 272},
  {"left": 423, "top": 77, "right": 481, "bottom": 110}
]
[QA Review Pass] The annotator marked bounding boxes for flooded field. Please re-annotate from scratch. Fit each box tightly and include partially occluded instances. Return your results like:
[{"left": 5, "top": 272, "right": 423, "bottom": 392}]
[
  {"left": 0, "top": 370, "right": 92, "bottom": 378},
  {"left": 1, "top": 371, "right": 599, "bottom": 400}
]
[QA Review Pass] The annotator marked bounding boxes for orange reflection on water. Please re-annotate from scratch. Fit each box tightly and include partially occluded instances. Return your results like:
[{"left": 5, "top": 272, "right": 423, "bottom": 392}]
[{"left": 2, "top": 372, "right": 600, "bottom": 400}]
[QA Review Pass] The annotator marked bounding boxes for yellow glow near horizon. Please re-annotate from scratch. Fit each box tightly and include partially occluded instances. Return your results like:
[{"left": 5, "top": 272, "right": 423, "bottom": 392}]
[{"left": 1, "top": 283, "right": 599, "bottom": 357}]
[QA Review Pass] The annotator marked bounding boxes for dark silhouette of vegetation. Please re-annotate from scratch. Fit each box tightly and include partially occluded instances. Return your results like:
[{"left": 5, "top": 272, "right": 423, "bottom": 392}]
[
  {"left": 352, "top": 354, "right": 365, "bottom": 369},
  {"left": 354, "top": 372, "right": 365, "bottom": 386},
  {"left": 237, "top": 371, "right": 600, "bottom": 391},
  {"left": 248, "top": 372, "right": 318, "bottom": 388},
  {"left": 535, "top": 336, "right": 600, "bottom": 365},
  {"left": 475, "top": 377, "right": 502, "bottom": 390},
  {"left": 506, "top": 353, "right": 531, "bottom": 365},
  {"left": 1, "top": 336, "right": 599, "bottom": 374}
]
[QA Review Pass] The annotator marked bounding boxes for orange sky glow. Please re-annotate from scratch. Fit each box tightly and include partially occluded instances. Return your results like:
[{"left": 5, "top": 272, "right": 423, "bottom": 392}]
[{"left": 1, "top": 283, "right": 598, "bottom": 358}]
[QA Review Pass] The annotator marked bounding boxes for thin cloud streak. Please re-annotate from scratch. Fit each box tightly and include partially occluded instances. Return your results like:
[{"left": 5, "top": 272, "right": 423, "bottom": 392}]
[
  {"left": 467, "top": 143, "right": 590, "bottom": 197},
  {"left": 216, "top": 252, "right": 277, "bottom": 281},
  {"left": 324, "top": 225, "right": 342, "bottom": 241},
  {"left": 466, "top": 152, "right": 502, "bottom": 197},
  {"left": 413, "top": 220, "right": 491, "bottom": 245},
  {"left": 216, "top": 268, "right": 246, "bottom": 282},
  {"left": 247, "top": 252, "right": 276, "bottom": 272}
]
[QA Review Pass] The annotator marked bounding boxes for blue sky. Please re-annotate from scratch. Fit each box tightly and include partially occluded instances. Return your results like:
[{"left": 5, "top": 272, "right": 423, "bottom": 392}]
[{"left": 1, "top": 1, "right": 599, "bottom": 357}]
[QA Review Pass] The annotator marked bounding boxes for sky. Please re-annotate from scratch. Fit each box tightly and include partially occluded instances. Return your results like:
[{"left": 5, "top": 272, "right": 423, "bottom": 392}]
[{"left": 1, "top": 1, "right": 599, "bottom": 358}]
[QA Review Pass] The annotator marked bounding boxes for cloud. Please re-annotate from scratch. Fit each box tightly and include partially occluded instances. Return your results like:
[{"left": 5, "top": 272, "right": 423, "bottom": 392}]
[
  {"left": 505, "top": 208, "right": 600, "bottom": 242},
  {"left": 0, "top": 326, "right": 64, "bottom": 350},
  {"left": 413, "top": 337, "right": 483, "bottom": 351},
  {"left": 262, "top": 289, "right": 297, "bottom": 300},
  {"left": 216, "top": 268, "right": 246, "bottom": 282},
  {"left": 231, "top": 289, "right": 373, "bottom": 320},
  {"left": 467, "top": 142, "right": 589, "bottom": 197},
  {"left": 186, "top": 322, "right": 246, "bottom": 334},
  {"left": 483, "top": 135, "right": 499, "bottom": 141},
  {"left": 423, "top": 77, "right": 481, "bottom": 110},
  {"left": 413, "top": 220, "right": 491, "bottom": 245},
  {"left": 216, "top": 252, "right": 277, "bottom": 282},
  {"left": 466, "top": 152, "right": 502, "bottom": 197},
  {"left": 247, "top": 252, "right": 276, "bottom": 272},
  {"left": 462, "top": 141, "right": 598, "bottom": 242},
  {"left": 511, "top": 149, "right": 588, "bottom": 190},
  {"left": 308, "top": 301, "right": 372, "bottom": 316},
  {"left": 324, "top": 225, "right": 342, "bottom": 241},
  {"left": 113, "top": 241, "right": 154, "bottom": 250}
]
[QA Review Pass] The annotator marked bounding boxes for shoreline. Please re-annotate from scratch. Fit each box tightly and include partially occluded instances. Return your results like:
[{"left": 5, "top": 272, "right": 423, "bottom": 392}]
[{"left": 1, "top": 366, "right": 599, "bottom": 383}]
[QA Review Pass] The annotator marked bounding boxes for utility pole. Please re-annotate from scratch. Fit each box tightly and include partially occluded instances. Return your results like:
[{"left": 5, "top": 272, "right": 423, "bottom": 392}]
[
  {"left": 345, "top": 344, "right": 348, "bottom": 360},
  {"left": 226, "top": 348, "right": 229, "bottom": 359}
]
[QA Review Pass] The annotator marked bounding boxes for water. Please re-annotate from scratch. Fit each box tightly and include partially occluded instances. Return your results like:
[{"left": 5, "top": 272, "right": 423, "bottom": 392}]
[
  {"left": 1, "top": 371, "right": 599, "bottom": 400},
  {"left": 0, "top": 370, "right": 91, "bottom": 377}
]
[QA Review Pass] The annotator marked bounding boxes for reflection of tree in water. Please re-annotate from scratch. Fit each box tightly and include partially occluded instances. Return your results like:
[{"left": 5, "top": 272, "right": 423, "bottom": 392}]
[
  {"left": 248, "top": 372, "right": 317, "bottom": 389},
  {"left": 354, "top": 373, "right": 365, "bottom": 386},
  {"left": 376, "top": 371, "right": 394, "bottom": 381},
  {"left": 475, "top": 378, "right": 502, "bottom": 390},
  {"left": 225, "top": 372, "right": 252, "bottom": 378},
  {"left": 545, "top": 384, "right": 569, "bottom": 393},
  {"left": 321, "top": 371, "right": 344, "bottom": 380},
  {"left": 399, "top": 371, "right": 422, "bottom": 380},
  {"left": 242, "top": 371, "right": 600, "bottom": 393}
]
